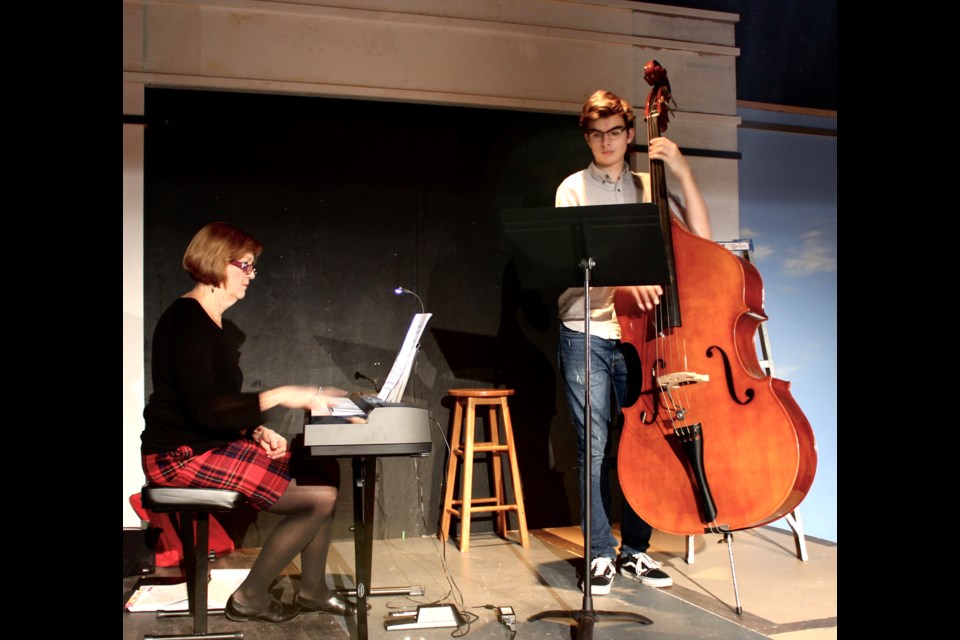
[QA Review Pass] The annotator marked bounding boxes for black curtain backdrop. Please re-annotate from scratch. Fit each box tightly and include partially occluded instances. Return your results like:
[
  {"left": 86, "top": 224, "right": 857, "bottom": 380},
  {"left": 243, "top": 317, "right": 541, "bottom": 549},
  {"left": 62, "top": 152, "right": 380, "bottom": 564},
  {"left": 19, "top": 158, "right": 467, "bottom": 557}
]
[{"left": 142, "top": 88, "right": 626, "bottom": 542}]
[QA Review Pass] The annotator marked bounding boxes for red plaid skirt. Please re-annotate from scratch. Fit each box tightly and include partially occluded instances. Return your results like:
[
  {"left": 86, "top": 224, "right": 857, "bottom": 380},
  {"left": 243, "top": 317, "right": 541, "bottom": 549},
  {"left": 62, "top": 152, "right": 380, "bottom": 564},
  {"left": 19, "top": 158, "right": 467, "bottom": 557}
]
[{"left": 142, "top": 440, "right": 291, "bottom": 511}]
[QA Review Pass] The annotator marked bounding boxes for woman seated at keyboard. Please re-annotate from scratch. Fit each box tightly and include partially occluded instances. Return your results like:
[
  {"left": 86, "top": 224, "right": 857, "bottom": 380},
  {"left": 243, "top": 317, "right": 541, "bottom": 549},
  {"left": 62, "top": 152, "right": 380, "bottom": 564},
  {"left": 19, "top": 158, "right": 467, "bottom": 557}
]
[{"left": 141, "top": 221, "right": 356, "bottom": 624}]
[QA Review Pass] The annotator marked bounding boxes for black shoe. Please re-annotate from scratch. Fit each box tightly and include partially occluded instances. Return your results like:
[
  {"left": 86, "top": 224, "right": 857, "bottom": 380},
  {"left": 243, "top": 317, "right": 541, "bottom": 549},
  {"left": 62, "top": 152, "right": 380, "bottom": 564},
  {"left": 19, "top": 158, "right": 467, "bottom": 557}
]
[
  {"left": 576, "top": 557, "right": 616, "bottom": 596},
  {"left": 225, "top": 594, "right": 301, "bottom": 623},
  {"left": 619, "top": 552, "right": 674, "bottom": 588},
  {"left": 297, "top": 593, "right": 357, "bottom": 616}
]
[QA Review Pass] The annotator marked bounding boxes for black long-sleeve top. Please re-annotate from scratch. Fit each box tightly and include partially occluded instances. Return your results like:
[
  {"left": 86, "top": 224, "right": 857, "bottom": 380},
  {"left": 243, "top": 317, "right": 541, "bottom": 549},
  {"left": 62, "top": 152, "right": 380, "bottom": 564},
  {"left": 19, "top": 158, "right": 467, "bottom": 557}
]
[{"left": 141, "top": 297, "right": 263, "bottom": 455}]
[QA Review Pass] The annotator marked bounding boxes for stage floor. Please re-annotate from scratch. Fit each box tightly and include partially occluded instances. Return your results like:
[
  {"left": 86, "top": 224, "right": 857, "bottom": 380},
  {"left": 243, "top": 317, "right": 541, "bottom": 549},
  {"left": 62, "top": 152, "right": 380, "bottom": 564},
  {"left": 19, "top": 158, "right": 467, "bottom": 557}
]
[{"left": 123, "top": 524, "right": 836, "bottom": 640}]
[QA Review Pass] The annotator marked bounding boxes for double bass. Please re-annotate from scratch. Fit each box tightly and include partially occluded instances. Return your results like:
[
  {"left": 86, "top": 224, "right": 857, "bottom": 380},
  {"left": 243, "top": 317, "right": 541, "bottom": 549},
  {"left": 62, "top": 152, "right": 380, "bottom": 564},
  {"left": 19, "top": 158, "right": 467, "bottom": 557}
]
[{"left": 615, "top": 61, "right": 817, "bottom": 535}]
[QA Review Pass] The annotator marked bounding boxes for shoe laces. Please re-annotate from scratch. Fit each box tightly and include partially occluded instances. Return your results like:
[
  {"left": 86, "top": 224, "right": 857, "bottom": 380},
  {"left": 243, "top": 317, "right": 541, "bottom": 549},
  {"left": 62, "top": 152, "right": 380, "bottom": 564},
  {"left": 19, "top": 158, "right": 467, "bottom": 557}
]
[
  {"left": 634, "top": 552, "right": 662, "bottom": 570},
  {"left": 591, "top": 556, "right": 615, "bottom": 576}
]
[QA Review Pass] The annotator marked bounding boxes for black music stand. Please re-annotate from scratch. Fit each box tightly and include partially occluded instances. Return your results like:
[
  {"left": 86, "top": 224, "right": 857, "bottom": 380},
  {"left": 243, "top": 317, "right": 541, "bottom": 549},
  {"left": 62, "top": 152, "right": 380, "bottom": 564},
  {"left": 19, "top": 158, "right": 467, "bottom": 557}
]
[{"left": 500, "top": 203, "right": 668, "bottom": 640}]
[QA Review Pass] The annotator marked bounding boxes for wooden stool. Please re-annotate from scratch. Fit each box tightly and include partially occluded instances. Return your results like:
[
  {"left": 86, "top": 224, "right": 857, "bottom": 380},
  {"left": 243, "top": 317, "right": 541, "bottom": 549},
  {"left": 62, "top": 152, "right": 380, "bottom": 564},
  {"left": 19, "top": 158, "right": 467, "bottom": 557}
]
[{"left": 439, "top": 388, "right": 529, "bottom": 552}]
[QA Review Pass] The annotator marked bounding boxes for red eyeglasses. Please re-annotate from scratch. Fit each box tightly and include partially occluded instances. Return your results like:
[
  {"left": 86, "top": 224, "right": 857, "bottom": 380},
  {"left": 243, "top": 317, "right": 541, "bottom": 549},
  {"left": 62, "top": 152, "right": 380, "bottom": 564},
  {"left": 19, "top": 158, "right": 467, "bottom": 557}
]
[{"left": 228, "top": 260, "right": 257, "bottom": 278}]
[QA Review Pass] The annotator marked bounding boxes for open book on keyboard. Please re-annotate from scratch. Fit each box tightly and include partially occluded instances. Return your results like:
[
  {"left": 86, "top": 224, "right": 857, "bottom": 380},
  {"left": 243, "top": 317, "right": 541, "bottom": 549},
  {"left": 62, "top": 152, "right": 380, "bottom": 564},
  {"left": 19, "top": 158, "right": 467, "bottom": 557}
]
[{"left": 328, "top": 313, "right": 432, "bottom": 416}]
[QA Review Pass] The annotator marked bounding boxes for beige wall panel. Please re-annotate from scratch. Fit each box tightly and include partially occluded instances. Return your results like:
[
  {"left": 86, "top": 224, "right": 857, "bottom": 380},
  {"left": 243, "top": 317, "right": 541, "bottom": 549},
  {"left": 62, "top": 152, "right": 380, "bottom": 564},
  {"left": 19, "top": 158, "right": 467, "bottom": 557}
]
[
  {"left": 380, "top": 0, "right": 635, "bottom": 33},
  {"left": 652, "top": 115, "right": 739, "bottom": 151},
  {"left": 129, "top": 2, "right": 737, "bottom": 128},
  {"left": 240, "top": 0, "right": 722, "bottom": 39},
  {"left": 631, "top": 8, "right": 737, "bottom": 47},
  {"left": 136, "top": 7, "right": 637, "bottom": 102},
  {"left": 617, "top": 50, "right": 738, "bottom": 120},
  {"left": 246, "top": 0, "right": 736, "bottom": 42},
  {"left": 690, "top": 159, "right": 740, "bottom": 242},
  {"left": 123, "top": 1, "right": 145, "bottom": 73},
  {"left": 123, "top": 81, "right": 146, "bottom": 116}
]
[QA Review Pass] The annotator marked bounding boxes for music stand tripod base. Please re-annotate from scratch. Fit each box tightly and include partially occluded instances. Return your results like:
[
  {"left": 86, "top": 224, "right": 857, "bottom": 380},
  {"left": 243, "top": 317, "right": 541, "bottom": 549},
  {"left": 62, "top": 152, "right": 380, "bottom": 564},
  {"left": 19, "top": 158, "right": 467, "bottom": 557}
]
[{"left": 528, "top": 609, "right": 653, "bottom": 625}]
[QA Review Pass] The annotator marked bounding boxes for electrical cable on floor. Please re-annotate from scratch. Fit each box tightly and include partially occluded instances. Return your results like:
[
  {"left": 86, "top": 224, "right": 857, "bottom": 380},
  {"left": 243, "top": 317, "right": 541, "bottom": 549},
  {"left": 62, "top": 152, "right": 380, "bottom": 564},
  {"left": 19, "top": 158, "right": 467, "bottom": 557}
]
[
  {"left": 475, "top": 604, "right": 517, "bottom": 638},
  {"left": 363, "top": 412, "right": 477, "bottom": 636},
  {"left": 370, "top": 402, "right": 512, "bottom": 637},
  {"left": 419, "top": 415, "right": 482, "bottom": 636}
]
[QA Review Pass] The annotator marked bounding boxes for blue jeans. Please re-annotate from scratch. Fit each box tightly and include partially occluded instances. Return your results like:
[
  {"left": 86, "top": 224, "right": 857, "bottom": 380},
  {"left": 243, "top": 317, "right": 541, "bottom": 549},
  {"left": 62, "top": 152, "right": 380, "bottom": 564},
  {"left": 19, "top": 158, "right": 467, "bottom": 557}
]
[{"left": 558, "top": 325, "right": 652, "bottom": 560}]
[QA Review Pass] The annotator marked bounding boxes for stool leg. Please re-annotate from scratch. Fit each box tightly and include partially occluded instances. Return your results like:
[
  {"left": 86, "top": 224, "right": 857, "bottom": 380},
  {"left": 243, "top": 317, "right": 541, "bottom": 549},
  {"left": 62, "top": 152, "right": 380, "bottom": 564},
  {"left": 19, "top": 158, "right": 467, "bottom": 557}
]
[
  {"left": 501, "top": 399, "right": 529, "bottom": 547},
  {"left": 440, "top": 399, "right": 464, "bottom": 543},
  {"left": 172, "top": 512, "right": 199, "bottom": 622},
  {"left": 193, "top": 513, "right": 210, "bottom": 634},
  {"left": 171, "top": 511, "right": 211, "bottom": 634},
  {"left": 488, "top": 404, "right": 507, "bottom": 537},
  {"left": 460, "top": 398, "right": 476, "bottom": 552}
]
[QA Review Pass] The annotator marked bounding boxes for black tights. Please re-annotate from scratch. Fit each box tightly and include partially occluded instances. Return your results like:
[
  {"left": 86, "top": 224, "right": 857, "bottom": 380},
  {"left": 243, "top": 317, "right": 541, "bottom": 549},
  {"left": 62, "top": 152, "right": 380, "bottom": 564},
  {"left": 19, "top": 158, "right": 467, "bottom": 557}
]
[{"left": 232, "top": 478, "right": 338, "bottom": 608}]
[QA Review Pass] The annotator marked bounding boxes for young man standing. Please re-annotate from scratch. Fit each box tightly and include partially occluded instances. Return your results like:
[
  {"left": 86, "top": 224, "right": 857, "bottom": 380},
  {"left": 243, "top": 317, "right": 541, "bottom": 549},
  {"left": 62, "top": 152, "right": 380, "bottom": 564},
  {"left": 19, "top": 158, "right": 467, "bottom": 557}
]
[{"left": 556, "top": 89, "right": 712, "bottom": 595}]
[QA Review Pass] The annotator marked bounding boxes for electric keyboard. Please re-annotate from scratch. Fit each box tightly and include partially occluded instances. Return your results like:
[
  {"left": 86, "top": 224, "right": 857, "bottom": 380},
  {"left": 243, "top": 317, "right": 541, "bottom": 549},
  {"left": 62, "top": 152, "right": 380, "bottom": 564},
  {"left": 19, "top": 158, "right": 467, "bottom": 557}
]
[{"left": 301, "top": 394, "right": 432, "bottom": 457}]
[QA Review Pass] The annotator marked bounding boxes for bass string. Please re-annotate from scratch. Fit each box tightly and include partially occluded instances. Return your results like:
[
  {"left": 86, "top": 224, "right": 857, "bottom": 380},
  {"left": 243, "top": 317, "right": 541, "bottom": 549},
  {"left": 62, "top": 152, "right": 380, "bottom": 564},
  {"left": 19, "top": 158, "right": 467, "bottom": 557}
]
[{"left": 645, "top": 91, "right": 697, "bottom": 433}]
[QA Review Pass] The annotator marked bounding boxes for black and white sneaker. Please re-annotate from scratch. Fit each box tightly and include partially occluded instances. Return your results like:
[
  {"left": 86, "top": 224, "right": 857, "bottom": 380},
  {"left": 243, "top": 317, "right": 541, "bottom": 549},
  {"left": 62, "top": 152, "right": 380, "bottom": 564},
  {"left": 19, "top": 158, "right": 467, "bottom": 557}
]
[
  {"left": 577, "top": 557, "right": 616, "bottom": 596},
  {"left": 619, "top": 552, "right": 673, "bottom": 588}
]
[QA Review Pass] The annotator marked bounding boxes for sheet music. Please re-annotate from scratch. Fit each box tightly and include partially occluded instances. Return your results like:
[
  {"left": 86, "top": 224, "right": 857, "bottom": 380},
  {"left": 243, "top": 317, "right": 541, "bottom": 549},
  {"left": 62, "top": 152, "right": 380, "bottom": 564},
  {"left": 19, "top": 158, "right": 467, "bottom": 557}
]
[
  {"left": 325, "top": 313, "right": 431, "bottom": 416},
  {"left": 378, "top": 313, "right": 431, "bottom": 403},
  {"left": 125, "top": 569, "right": 249, "bottom": 612}
]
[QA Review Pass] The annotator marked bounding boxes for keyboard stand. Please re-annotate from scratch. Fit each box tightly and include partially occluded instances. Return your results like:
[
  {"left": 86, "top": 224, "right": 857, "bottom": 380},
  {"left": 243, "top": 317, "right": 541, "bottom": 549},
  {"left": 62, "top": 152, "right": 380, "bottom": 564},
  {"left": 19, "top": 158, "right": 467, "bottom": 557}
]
[
  {"left": 345, "top": 456, "right": 422, "bottom": 640},
  {"left": 351, "top": 456, "right": 377, "bottom": 640},
  {"left": 296, "top": 402, "right": 432, "bottom": 640}
]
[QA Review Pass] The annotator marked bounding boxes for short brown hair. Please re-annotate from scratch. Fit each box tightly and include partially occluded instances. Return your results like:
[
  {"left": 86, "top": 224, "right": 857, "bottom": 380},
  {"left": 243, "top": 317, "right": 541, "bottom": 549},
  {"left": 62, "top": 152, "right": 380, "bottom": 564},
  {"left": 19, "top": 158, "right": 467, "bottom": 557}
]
[
  {"left": 182, "top": 221, "right": 263, "bottom": 286},
  {"left": 579, "top": 90, "right": 636, "bottom": 132}
]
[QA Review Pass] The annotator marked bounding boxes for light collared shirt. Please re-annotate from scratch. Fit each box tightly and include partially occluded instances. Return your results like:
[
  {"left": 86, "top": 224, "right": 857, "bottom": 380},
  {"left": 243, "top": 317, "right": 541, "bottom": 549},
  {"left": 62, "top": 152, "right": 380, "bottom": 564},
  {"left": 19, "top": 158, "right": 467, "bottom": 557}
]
[{"left": 555, "top": 162, "right": 652, "bottom": 339}]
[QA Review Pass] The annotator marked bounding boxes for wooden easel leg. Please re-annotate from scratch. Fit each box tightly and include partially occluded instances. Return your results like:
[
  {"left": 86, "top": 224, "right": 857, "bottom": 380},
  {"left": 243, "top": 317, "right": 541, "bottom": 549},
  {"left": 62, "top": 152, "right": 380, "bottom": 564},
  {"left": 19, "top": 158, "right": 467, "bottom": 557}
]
[{"left": 785, "top": 509, "right": 809, "bottom": 561}]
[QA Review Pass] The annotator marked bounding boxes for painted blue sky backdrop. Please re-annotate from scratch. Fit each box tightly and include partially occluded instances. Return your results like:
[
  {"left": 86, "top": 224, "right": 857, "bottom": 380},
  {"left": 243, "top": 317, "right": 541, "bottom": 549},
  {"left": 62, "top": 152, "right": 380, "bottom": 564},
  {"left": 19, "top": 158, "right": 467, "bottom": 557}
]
[{"left": 736, "top": 110, "right": 837, "bottom": 542}]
